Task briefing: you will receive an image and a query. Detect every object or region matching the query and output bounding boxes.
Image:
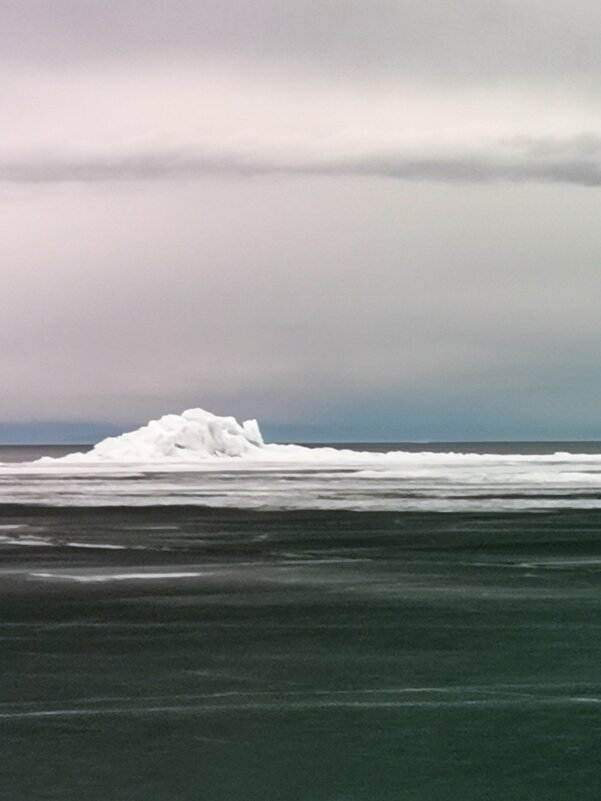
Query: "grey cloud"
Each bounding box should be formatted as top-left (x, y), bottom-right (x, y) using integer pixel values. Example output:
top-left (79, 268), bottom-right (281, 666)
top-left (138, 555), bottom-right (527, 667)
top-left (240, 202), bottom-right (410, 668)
top-left (2, 0), bottom-right (601, 89)
top-left (322, 153), bottom-right (601, 187)
top-left (3, 138), bottom-right (601, 187)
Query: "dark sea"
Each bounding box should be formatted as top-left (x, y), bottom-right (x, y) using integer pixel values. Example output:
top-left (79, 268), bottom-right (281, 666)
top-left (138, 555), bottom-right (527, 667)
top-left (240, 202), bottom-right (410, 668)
top-left (1, 443), bottom-right (601, 800)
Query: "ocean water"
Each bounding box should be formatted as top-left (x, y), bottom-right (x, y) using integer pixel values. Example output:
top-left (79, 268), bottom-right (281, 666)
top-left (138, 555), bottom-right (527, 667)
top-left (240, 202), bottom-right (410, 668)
top-left (1, 443), bottom-right (601, 800)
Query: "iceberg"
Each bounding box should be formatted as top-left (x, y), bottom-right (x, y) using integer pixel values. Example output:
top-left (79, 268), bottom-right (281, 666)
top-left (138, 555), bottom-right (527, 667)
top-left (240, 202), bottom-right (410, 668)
top-left (42, 406), bottom-right (380, 466)
top-left (51, 408), bottom-right (266, 463)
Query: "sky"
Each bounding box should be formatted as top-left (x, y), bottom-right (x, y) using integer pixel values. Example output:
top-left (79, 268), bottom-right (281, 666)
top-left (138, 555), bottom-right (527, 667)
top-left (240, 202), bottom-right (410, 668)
top-left (2, 0), bottom-right (601, 442)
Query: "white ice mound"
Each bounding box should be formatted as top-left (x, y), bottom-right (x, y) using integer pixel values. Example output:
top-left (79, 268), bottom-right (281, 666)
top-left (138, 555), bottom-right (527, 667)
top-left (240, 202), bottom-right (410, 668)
top-left (61, 408), bottom-right (265, 462)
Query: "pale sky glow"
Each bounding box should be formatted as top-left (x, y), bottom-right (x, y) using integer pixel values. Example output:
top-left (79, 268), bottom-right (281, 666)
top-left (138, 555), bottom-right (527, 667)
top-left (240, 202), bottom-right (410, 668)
top-left (2, 1), bottom-right (601, 441)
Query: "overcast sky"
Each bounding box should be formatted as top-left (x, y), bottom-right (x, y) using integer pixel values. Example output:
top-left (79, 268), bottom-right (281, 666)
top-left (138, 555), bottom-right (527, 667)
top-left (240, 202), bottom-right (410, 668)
top-left (2, 0), bottom-right (601, 441)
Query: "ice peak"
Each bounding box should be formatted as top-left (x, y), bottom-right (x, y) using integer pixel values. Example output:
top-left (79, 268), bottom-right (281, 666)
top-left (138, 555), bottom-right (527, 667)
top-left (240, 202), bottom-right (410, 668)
top-left (75, 408), bottom-right (265, 462)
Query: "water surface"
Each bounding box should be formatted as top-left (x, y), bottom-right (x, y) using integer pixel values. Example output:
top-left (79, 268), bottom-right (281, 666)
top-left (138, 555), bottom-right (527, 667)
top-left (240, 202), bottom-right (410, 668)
top-left (1, 501), bottom-right (600, 800)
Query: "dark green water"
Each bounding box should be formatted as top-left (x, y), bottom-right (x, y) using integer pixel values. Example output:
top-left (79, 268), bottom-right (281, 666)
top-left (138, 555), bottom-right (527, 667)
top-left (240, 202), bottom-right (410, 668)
top-left (1, 506), bottom-right (600, 800)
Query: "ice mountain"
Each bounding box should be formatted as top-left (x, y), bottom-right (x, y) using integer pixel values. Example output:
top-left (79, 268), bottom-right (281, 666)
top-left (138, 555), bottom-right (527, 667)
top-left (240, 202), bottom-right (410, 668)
top-left (66, 408), bottom-right (265, 462)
